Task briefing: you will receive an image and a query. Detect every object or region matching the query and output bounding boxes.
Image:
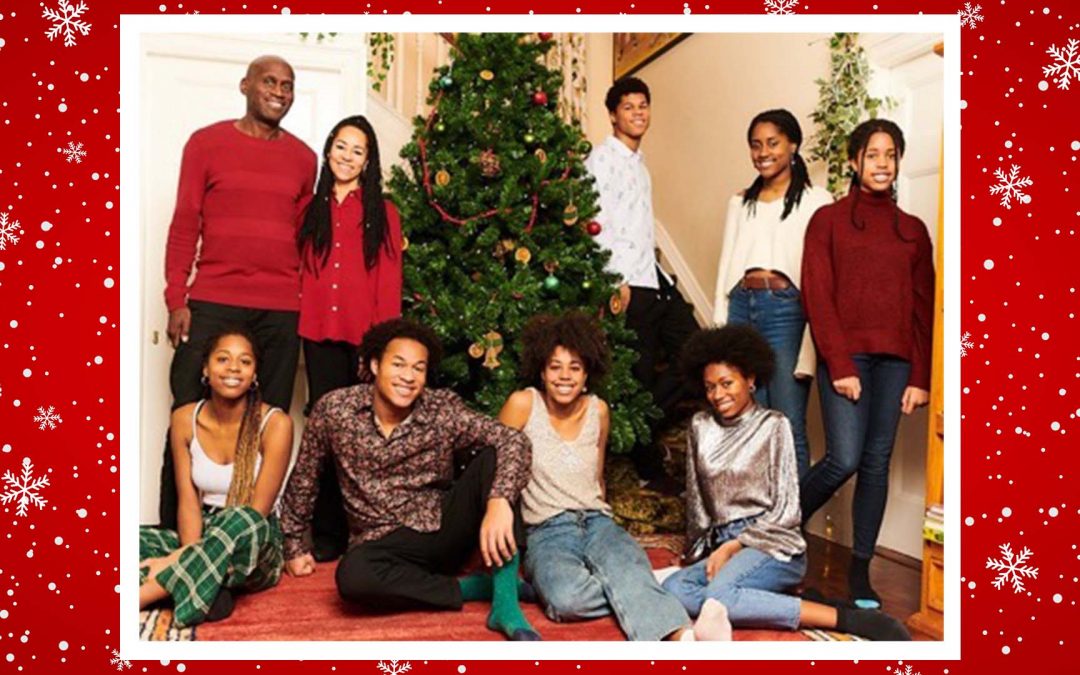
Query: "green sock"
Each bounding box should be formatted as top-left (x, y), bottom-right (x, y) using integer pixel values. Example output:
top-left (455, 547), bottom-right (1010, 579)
top-left (458, 572), bottom-right (493, 601)
top-left (459, 572), bottom-right (536, 603)
top-left (486, 553), bottom-right (541, 641)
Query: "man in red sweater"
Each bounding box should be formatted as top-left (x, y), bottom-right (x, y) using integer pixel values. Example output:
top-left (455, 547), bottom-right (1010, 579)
top-left (158, 55), bottom-right (318, 530)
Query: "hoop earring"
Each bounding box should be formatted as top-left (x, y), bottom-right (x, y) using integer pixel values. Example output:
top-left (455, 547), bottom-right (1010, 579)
top-left (200, 375), bottom-right (209, 387)
top-left (252, 376), bottom-right (259, 389)
top-left (749, 383), bottom-right (757, 393)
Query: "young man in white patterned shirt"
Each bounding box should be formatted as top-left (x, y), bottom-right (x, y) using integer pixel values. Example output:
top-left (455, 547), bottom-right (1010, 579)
top-left (584, 77), bottom-right (699, 489)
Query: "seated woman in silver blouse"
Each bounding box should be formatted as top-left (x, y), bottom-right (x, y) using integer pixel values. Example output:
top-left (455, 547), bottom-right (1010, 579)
top-left (661, 325), bottom-right (911, 640)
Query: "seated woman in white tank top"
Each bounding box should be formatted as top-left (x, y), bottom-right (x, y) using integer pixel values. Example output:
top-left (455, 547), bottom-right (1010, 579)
top-left (138, 328), bottom-right (293, 628)
top-left (497, 312), bottom-right (731, 642)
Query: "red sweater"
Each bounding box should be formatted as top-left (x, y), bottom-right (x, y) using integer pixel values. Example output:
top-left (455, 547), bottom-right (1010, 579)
top-left (801, 189), bottom-right (935, 389)
top-left (297, 190), bottom-right (403, 345)
top-left (164, 121), bottom-right (317, 312)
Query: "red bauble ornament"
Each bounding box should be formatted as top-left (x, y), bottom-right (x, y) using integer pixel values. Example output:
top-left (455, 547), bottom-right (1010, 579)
top-left (532, 90), bottom-right (549, 107)
top-left (538, 33), bottom-right (553, 42)
top-left (586, 221), bottom-right (602, 236)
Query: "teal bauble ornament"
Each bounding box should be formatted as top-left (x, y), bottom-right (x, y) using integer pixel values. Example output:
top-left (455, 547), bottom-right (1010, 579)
top-left (439, 74), bottom-right (454, 89)
top-left (543, 274), bottom-right (560, 291)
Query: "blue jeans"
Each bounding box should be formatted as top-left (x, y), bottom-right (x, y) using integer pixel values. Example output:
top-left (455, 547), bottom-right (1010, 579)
top-left (727, 284), bottom-right (812, 478)
top-left (800, 354), bottom-right (911, 559)
top-left (524, 510), bottom-right (690, 641)
top-left (661, 518), bottom-right (806, 630)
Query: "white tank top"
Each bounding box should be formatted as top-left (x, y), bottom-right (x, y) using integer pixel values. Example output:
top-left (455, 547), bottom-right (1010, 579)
top-left (188, 400), bottom-right (280, 508)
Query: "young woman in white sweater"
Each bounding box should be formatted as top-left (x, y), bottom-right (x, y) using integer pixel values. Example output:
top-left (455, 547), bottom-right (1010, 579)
top-left (713, 109), bottom-right (833, 478)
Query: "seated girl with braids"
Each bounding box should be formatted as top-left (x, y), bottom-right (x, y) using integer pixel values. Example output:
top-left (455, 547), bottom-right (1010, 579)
top-left (139, 327), bottom-right (293, 627)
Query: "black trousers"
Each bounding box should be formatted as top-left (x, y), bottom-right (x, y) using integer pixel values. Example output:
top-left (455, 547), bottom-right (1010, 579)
top-left (624, 276), bottom-right (700, 478)
top-left (158, 299), bottom-right (300, 529)
top-left (334, 447), bottom-right (526, 612)
top-left (302, 338), bottom-right (361, 550)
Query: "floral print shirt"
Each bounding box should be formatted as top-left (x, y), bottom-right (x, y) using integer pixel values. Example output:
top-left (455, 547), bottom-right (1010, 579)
top-left (279, 383), bottom-right (531, 559)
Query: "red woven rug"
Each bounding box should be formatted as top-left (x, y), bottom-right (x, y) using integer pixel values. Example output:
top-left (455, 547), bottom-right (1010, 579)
top-left (194, 547), bottom-right (806, 642)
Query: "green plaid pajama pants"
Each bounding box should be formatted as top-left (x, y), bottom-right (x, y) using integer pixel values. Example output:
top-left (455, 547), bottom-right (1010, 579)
top-left (139, 505), bottom-right (283, 628)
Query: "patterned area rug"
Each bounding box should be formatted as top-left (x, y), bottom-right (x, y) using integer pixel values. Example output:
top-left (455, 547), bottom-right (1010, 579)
top-left (139, 607), bottom-right (194, 641)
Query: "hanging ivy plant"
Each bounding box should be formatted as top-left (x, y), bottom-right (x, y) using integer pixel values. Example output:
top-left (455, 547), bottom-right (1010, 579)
top-left (808, 33), bottom-right (894, 197)
top-left (367, 32), bottom-right (396, 93)
top-left (298, 32), bottom-right (395, 93)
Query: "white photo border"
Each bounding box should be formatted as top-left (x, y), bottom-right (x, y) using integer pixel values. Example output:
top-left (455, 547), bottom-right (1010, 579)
top-left (119, 11), bottom-right (962, 662)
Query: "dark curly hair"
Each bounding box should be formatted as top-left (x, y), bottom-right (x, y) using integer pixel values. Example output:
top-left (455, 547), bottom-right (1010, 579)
top-left (518, 312), bottom-right (611, 386)
top-left (678, 325), bottom-right (775, 396)
top-left (604, 76), bottom-right (650, 113)
top-left (358, 318), bottom-right (444, 382)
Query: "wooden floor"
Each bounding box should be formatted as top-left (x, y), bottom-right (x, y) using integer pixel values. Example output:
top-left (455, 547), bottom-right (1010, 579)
top-left (802, 533), bottom-right (936, 641)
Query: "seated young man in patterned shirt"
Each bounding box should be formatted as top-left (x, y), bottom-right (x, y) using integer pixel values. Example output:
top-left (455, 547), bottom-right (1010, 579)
top-left (278, 318), bottom-right (541, 640)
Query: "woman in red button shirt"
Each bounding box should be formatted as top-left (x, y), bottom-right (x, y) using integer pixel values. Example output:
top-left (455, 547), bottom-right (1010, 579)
top-left (296, 115), bottom-right (403, 560)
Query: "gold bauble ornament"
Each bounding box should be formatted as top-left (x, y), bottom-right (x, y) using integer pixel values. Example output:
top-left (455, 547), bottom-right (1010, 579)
top-left (435, 169), bottom-right (451, 187)
top-left (562, 203), bottom-right (579, 226)
top-left (479, 69), bottom-right (495, 81)
top-left (534, 148), bottom-right (548, 164)
top-left (515, 247), bottom-right (532, 264)
top-left (401, 236), bottom-right (409, 251)
top-left (468, 342), bottom-right (485, 359)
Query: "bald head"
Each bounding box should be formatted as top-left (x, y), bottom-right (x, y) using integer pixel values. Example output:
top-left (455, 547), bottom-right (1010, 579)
top-left (245, 55), bottom-right (294, 81)
top-left (239, 55), bottom-right (296, 131)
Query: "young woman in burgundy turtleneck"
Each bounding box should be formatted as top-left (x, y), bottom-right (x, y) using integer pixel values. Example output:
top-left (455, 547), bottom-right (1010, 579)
top-left (799, 119), bottom-right (934, 609)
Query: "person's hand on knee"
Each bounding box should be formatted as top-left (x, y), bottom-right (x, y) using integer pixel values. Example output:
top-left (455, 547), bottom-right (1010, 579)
top-left (480, 497), bottom-right (517, 567)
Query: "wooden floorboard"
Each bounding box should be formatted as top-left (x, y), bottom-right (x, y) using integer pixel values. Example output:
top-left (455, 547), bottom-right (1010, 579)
top-left (802, 534), bottom-right (936, 641)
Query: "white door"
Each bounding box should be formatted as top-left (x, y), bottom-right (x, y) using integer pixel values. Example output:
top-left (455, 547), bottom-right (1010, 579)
top-left (138, 33), bottom-right (366, 522)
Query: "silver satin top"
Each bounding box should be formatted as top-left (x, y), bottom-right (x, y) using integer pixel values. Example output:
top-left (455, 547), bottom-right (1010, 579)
top-left (684, 404), bottom-right (806, 563)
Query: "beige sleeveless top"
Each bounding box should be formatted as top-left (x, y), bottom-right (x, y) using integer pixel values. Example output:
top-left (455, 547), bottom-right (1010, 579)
top-left (520, 387), bottom-right (611, 526)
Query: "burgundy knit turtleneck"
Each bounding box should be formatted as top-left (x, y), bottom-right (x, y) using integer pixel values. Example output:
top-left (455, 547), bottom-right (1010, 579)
top-left (800, 188), bottom-right (935, 389)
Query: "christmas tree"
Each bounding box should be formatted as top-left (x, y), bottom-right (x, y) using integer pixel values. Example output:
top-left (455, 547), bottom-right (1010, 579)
top-left (388, 33), bottom-right (659, 453)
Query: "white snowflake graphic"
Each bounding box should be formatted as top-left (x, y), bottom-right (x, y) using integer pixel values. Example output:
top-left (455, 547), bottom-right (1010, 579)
top-left (34, 406), bottom-right (63, 431)
top-left (893, 666), bottom-right (922, 675)
top-left (109, 649), bottom-right (132, 671)
top-left (960, 331), bottom-right (974, 357)
top-left (764, 0), bottom-right (798, 14)
top-left (62, 141), bottom-right (86, 164)
top-left (377, 661), bottom-right (412, 675)
top-left (987, 542), bottom-right (1039, 593)
top-left (43, 0), bottom-right (92, 48)
top-left (957, 3), bottom-right (983, 29)
top-left (1, 457), bottom-right (50, 518)
top-left (988, 164), bottom-right (1033, 209)
top-left (1043, 39), bottom-right (1079, 91)
top-left (0, 212), bottom-right (20, 250)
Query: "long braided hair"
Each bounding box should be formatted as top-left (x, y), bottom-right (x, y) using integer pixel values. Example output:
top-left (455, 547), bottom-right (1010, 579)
top-left (846, 118), bottom-right (914, 243)
top-left (297, 115), bottom-right (390, 273)
top-left (200, 328), bottom-right (263, 508)
top-left (741, 109), bottom-right (813, 221)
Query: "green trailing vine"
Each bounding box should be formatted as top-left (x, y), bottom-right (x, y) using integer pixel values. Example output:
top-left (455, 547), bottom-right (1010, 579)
top-left (297, 32), bottom-right (396, 93)
top-left (809, 33), bottom-right (894, 197)
top-left (367, 32), bottom-right (395, 93)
